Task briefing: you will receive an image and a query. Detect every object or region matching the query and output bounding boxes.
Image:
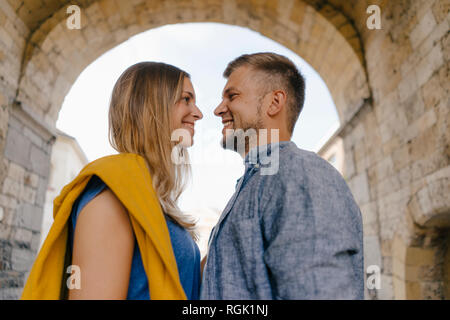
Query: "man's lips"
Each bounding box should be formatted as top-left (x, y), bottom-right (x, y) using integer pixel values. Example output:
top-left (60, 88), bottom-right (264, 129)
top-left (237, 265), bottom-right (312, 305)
top-left (222, 119), bottom-right (234, 134)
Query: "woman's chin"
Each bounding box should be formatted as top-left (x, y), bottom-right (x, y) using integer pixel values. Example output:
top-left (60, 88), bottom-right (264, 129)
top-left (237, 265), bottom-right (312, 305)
top-left (185, 136), bottom-right (194, 148)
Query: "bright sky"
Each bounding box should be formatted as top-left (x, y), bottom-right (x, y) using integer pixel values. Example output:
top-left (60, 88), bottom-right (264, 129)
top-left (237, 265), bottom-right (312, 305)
top-left (57, 22), bottom-right (339, 218)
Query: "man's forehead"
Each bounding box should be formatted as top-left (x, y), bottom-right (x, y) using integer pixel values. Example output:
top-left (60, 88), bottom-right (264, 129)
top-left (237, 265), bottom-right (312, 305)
top-left (222, 65), bottom-right (255, 93)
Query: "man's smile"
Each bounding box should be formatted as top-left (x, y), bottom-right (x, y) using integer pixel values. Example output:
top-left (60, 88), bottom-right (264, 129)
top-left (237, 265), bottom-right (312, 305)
top-left (222, 118), bottom-right (234, 134)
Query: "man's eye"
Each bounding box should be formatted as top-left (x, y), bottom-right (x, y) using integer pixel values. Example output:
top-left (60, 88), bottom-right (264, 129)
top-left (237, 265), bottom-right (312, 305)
top-left (229, 94), bottom-right (236, 100)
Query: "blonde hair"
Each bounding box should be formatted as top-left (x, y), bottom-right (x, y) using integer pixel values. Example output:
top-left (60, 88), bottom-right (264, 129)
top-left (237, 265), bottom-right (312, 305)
top-left (108, 62), bottom-right (197, 240)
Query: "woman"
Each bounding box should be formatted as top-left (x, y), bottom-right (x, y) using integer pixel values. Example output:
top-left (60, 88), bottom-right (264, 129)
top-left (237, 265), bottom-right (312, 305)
top-left (21, 62), bottom-right (203, 300)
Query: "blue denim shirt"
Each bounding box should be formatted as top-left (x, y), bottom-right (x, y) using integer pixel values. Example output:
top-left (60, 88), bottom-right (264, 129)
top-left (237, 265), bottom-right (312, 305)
top-left (200, 141), bottom-right (364, 299)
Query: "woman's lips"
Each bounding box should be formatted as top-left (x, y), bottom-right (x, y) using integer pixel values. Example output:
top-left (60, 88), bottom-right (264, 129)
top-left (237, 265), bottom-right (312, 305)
top-left (182, 122), bottom-right (195, 135)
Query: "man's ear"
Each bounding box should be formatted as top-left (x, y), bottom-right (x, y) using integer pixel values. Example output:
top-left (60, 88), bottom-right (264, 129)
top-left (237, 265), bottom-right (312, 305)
top-left (266, 90), bottom-right (287, 117)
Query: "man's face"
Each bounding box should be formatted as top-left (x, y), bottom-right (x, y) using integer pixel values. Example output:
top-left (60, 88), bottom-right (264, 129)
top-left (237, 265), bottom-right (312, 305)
top-left (214, 66), bottom-right (266, 152)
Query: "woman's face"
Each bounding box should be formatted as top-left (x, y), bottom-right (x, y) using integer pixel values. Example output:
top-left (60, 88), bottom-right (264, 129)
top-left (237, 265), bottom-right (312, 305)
top-left (171, 77), bottom-right (203, 147)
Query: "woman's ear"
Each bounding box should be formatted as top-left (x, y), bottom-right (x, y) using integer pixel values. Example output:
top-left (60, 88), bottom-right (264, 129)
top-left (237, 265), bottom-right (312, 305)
top-left (267, 90), bottom-right (287, 117)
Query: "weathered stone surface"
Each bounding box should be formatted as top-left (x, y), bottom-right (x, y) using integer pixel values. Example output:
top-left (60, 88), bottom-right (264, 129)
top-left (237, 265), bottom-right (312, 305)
top-left (4, 126), bottom-right (31, 170)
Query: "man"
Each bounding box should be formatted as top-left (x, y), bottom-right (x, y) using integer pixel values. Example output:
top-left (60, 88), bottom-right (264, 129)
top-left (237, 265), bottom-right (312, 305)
top-left (200, 52), bottom-right (364, 299)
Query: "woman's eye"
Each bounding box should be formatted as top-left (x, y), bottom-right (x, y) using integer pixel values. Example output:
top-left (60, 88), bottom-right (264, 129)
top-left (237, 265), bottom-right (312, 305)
top-left (183, 96), bottom-right (190, 103)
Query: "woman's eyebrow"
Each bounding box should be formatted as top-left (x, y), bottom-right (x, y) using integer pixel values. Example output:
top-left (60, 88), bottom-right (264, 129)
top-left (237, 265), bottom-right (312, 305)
top-left (183, 91), bottom-right (195, 100)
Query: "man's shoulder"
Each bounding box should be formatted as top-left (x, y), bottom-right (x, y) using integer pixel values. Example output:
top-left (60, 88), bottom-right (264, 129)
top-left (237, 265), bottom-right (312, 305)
top-left (276, 143), bottom-right (341, 181)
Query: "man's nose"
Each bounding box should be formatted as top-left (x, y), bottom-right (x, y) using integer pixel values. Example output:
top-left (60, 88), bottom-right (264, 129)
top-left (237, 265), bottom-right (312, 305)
top-left (214, 100), bottom-right (227, 117)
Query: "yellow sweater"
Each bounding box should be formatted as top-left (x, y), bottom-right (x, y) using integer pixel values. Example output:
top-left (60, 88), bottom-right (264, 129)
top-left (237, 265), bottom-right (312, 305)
top-left (21, 153), bottom-right (186, 300)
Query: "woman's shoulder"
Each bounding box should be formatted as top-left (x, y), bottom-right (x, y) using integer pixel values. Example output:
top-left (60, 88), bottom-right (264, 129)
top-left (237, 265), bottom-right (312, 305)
top-left (73, 175), bottom-right (108, 218)
top-left (74, 181), bottom-right (131, 237)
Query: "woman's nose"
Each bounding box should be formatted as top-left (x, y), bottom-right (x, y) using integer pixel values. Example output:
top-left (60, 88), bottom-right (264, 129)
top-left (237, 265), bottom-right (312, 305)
top-left (193, 105), bottom-right (203, 120)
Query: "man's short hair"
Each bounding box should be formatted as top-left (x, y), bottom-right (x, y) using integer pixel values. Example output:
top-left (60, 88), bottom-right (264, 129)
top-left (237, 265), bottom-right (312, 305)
top-left (223, 52), bottom-right (306, 134)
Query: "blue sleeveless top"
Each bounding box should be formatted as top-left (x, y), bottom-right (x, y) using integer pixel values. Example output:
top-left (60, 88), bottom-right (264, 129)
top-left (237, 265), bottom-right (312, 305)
top-left (68, 175), bottom-right (201, 300)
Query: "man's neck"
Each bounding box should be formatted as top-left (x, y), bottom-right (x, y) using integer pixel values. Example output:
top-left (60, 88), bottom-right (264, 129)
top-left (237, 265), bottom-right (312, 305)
top-left (243, 131), bottom-right (291, 158)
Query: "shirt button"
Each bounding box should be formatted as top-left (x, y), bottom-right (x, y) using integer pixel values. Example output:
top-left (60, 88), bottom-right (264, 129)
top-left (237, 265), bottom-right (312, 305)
top-left (254, 164), bottom-right (260, 168)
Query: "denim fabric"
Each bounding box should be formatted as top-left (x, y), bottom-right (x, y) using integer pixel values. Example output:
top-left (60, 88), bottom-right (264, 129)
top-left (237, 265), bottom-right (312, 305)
top-left (200, 141), bottom-right (364, 300)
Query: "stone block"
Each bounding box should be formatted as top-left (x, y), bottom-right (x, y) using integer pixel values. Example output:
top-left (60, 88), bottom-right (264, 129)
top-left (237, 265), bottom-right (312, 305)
top-left (30, 231), bottom-right (41, 253)
top-left (364, 235), bottom-right (382, 270)
top-left (398, 69), bottom-right (419, 103)
top-left (30, 206), bottom-right (43, 233)
top-left (432, 0), bottom-right (450, 24)
top-left (2, 177), bottom-right (21, 198)
top-left (30, 145), bottom-right (50, 177)
top-left (0, 287), bottom-right (21, 300)
top-left (0, 26), bottom-right (13, 48)
top-left (0, 104), bottom-right (8, 141)
top-left (24, 171), bottom-right (38, 189)
top-left (4, 126), bottom-right (31, 171)
top-left (0, 217), bottom-right (12, 240)
top-left (376, 156), bottom-right (395, 182)
top-left (376, 175), bottom-right (401, 198)
top-left (20, 185), bottom-right (36, 204)
top-left (409, 9), bottom-right (437, 49)
top-left (405, 281), bottom-right (422, 299)
top-left (0, 194), bottom-right (16, 212)
top-left (415, 43), bottom-right (444, 88)
top-left (406, 247), bottom-right (436, 267)
top-left (403, 91), bottom-right (426, 124)
top-left (35, 177), bottom-right (48, 208)
top-left (374, 90), bottom-right (399, 123)
top-left (392, 145), bottom-right (410, 171)
top-left (348, 171), bottom-right (371, 205)
top-left (379, 110), bottom-right (408, 144)
top-left (6, 161), bottom-right (25, 183)
top-left (10, 248), bottom-right (32, 272)
top-left (421, 281), bottom-right (444, 299)
top-left (23, 126), bottom-right (43, 148)
top-left (343, 148), bottom-right (356, 180)
top-left (421, 70), bottom-right (444, 109)
top-left (13, 228), bottom-right (32, 246)
top-left (13, 203), bottom-right (34, 230)
top-left (409, 126), bottom-right (437, 161)
top-left (378, 274), bottom-right (394, 300)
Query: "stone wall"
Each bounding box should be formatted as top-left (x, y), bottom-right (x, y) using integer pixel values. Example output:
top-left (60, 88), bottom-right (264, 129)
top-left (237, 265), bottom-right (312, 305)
top-left (328, 0), bottom-right (449, 299)
top-left (0, 102), bottom-right (54, 298)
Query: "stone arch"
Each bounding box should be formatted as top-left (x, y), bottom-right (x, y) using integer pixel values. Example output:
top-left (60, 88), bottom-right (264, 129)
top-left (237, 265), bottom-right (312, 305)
top-left (16, 0), bottom-right (371, 130)
top-left (391, 227), bottom-right (450, 300)
top-left (399, 169), bottom-right (450, 299)
top-left (390, 171), bottom-right (450, 299)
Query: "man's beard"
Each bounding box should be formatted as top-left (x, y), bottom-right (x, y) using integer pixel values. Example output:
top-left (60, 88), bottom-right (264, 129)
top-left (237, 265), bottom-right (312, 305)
top-left (221, 115), bottom-right (264, 155)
